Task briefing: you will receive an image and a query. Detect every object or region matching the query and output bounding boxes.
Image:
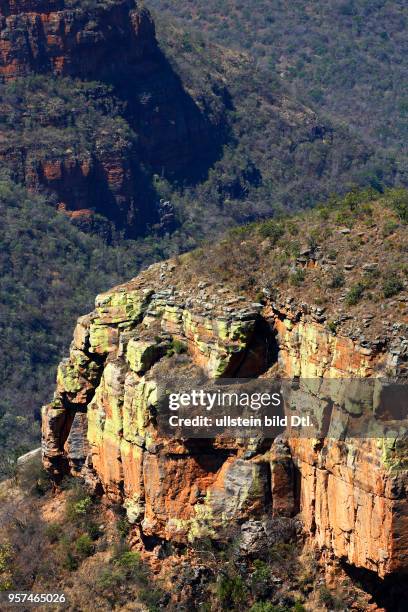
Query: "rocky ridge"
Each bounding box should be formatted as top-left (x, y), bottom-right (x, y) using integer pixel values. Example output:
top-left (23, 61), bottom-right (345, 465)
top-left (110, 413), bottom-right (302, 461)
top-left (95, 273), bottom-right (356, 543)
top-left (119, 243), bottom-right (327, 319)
top-left (42, 197), bottom-right (408, 588)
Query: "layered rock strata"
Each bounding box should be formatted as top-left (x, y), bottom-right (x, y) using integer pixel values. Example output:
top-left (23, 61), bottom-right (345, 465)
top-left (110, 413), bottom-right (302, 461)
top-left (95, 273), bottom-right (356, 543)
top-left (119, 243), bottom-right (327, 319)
top-left (0, 0), bottom-right (156, 81)
top-left (0, 0), bottom-right (219, 234)
top-left (42, 259), bottom-right (408, 578)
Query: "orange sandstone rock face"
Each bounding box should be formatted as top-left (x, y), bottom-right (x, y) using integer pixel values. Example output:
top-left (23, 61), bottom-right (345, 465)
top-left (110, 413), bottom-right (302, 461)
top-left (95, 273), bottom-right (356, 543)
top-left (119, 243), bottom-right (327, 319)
top-left (42, 260), bottom-right (408, 578)
top-left (0, 0), bottom-right (156, 81)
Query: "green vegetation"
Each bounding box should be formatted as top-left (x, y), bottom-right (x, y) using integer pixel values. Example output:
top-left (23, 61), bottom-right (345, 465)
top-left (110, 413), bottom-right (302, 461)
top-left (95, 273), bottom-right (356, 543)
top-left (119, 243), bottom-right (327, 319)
top-left (346, 282), bottom-right (366, 306)
top-left (0, 541), bottom-right (13, 591)
top-left (180, 188), bottom-right (407, 320)
top-left (383, 276), bottom-right (404, 298)
top-left (329, 271), bottom-right (345, 289)
top-left (151, 15), bottom-right (396, 242)
top-left (149, 0), bottom-right (408, 180)
top-left (258, 221), bottom-right (285, 243)
top-left (0, 175), bottom-right (177, 475)
top-left (166, 338), bottom-right (188, 357)
top-left (386, 188), bottom-right (408, 223)
top-left (327, 321), bottom-right (339, 335)
top-left (318, 585), bottom-right (345, 610)
top-left (290, 269), bottom-right (306, 287)
top-left (0, 473), bottom-right (380, 609)
top-left (217, 573), bottom-right (248, 609)
top-left (0, 474), bottom-right (165, 608)
top-left (75, 534), bottom-right (94, 558)
top-left (96, 548), bottom-right (164, 609)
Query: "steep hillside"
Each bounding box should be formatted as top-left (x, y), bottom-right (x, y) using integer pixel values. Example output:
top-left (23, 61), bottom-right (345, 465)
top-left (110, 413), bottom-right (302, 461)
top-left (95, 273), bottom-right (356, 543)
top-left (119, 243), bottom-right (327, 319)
top-left (2, 188), bottom-right (406, 608)
top-left (0, 0), bottom-right (400, 242)
top-left (148, 0), bottom-right (408, 175)
top-left (0, 473), bottom-right (386, 610)
top-left (0, 0), bottom-right (225, 237)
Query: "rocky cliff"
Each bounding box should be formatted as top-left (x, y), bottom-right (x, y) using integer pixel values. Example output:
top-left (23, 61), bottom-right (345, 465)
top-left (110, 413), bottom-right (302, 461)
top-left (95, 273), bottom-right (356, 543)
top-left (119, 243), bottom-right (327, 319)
top-left (0, 0), bottom-right (398, 244)
top-left (0, 0), bottom-right (156, 80)
top-left (0, 0), bottom-right (222, 235)
top-left (42, 195), bottom-right (408, 589)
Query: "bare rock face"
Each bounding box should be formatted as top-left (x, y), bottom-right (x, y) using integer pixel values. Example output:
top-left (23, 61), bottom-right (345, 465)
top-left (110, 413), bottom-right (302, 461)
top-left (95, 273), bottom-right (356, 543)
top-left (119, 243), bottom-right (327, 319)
top-left (0, 0), bottom-right (156, 81)
top-left (42, 260), bottom-right (408, 579)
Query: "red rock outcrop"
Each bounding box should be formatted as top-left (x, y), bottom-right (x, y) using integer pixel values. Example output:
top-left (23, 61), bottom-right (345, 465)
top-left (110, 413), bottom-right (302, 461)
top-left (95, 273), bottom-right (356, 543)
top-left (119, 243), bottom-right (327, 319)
top-left (42, 258), bottom-right (408, 580)
top-left (0, 0), bottom-right (156, 81)
top-left (0, 0), bottom-right (220, 235)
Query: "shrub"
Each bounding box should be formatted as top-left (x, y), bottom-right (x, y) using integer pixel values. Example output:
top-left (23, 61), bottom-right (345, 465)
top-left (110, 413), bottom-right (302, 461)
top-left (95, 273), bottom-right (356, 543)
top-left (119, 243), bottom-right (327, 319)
top-left (258, 221), bottom-right (284, 244)
top-left (97, 567), bottom-right (126, 591)
top-left (116, 517), bottom-right (130, 538)
top-left (343, 187), bottom-right (378, 210)
top-left (217, 573), bottom-right (248, 609)
top-left (249, 604), bottom-right (277, 612)
top-left (345, 283), bottom-right (365, 305)
top-left (251, 559), bottom-right (271, 600)
top-left (327, 248), bottom-right (337, 260)
top-left (87, 522), bottom-right (102, 541)
top-left (65, 483), bottom-right (93, 523)
top-left (63, 550), bottom-right (78, 572)
top-left (383, 277), bottom-right (404, 298)
top-left (96, 550), bottom-right (166, 609)
top-left (386, 188), bottom-right (408, 223)
top-left (382, 220), bottom-right (399, 237)
top-left (17, 455), bottom-right (51, 496)
top-left (290, 269), bottom-right (306, 286)
top-left (45, 523), bottom-right (62, 543)
top-left (166, 339), bottom-right (187, 357)
top-left (268, 542), bottom-right (297, 566)
top-left (319, 586), bottom-right (334, 606)
top-left (329, 271), bottom-right (345, 288)
top-left (327, 321), bottom-right (338, 334)
top-left (75, 534), bottom-right (94, 558)
top-left (116, 551), bottom-right (142, 573)
top-left (66, 496), bottom-right (92, 521)
top-left (0, 541), bottom-right (13, 591)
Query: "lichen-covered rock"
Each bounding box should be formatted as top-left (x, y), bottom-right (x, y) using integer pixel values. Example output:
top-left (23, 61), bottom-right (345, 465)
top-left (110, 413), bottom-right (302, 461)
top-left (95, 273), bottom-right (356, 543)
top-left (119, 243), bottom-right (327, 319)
top-left (42, 258), bottom-right (408, 580)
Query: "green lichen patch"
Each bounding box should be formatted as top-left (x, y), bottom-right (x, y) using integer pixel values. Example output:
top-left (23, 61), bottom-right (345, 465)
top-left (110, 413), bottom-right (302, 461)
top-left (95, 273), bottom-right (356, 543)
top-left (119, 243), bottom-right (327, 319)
top-left (126, 339), bottom-right (165, 374)
top-left (379, 438), bottom-right (408, 472)
top-left (89, 322), bottom-right (118, 355)
top-left (95, 288), bottom-right (154, 325)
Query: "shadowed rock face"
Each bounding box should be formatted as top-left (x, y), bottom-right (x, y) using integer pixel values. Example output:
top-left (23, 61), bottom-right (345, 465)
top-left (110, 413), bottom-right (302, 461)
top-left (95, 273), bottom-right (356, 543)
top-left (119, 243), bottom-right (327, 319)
top-left (42, 258), bottom-right (408, 579)
top-left (0, 0), bottom-right (223, 235)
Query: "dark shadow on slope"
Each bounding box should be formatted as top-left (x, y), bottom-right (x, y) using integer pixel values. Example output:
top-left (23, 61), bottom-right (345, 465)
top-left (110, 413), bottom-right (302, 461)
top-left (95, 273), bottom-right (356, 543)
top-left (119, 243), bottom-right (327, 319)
top-left (105, 45), bottom-right (230, 186)
top-left (341, 562), bottom-right (408, 611)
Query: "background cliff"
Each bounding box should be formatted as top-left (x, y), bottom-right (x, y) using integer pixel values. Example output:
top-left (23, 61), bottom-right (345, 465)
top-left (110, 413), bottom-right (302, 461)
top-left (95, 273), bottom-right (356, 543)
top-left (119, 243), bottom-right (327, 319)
top-left (0, 0), bottom-right (399, 240)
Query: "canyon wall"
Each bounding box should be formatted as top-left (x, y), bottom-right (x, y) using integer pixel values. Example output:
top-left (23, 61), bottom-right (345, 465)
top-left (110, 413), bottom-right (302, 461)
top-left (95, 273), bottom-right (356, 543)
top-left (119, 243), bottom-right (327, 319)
top-left (0, 0), bottom-right (156, 80)
top-left (42, 259), bottom-right (408, 578)
top-left (0, 0), bottom-right (221, 235)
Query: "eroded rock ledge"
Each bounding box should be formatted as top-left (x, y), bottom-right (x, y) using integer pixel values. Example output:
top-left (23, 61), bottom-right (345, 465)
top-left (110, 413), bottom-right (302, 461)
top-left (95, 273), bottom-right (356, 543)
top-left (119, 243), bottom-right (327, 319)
top-left (42, 258), bottom-right (408, 579)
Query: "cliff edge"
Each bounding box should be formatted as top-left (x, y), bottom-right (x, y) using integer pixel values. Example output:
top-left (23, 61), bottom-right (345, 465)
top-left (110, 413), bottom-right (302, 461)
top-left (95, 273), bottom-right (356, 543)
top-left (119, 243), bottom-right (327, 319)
top-left (42, 192), bottom-right (408, 593)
